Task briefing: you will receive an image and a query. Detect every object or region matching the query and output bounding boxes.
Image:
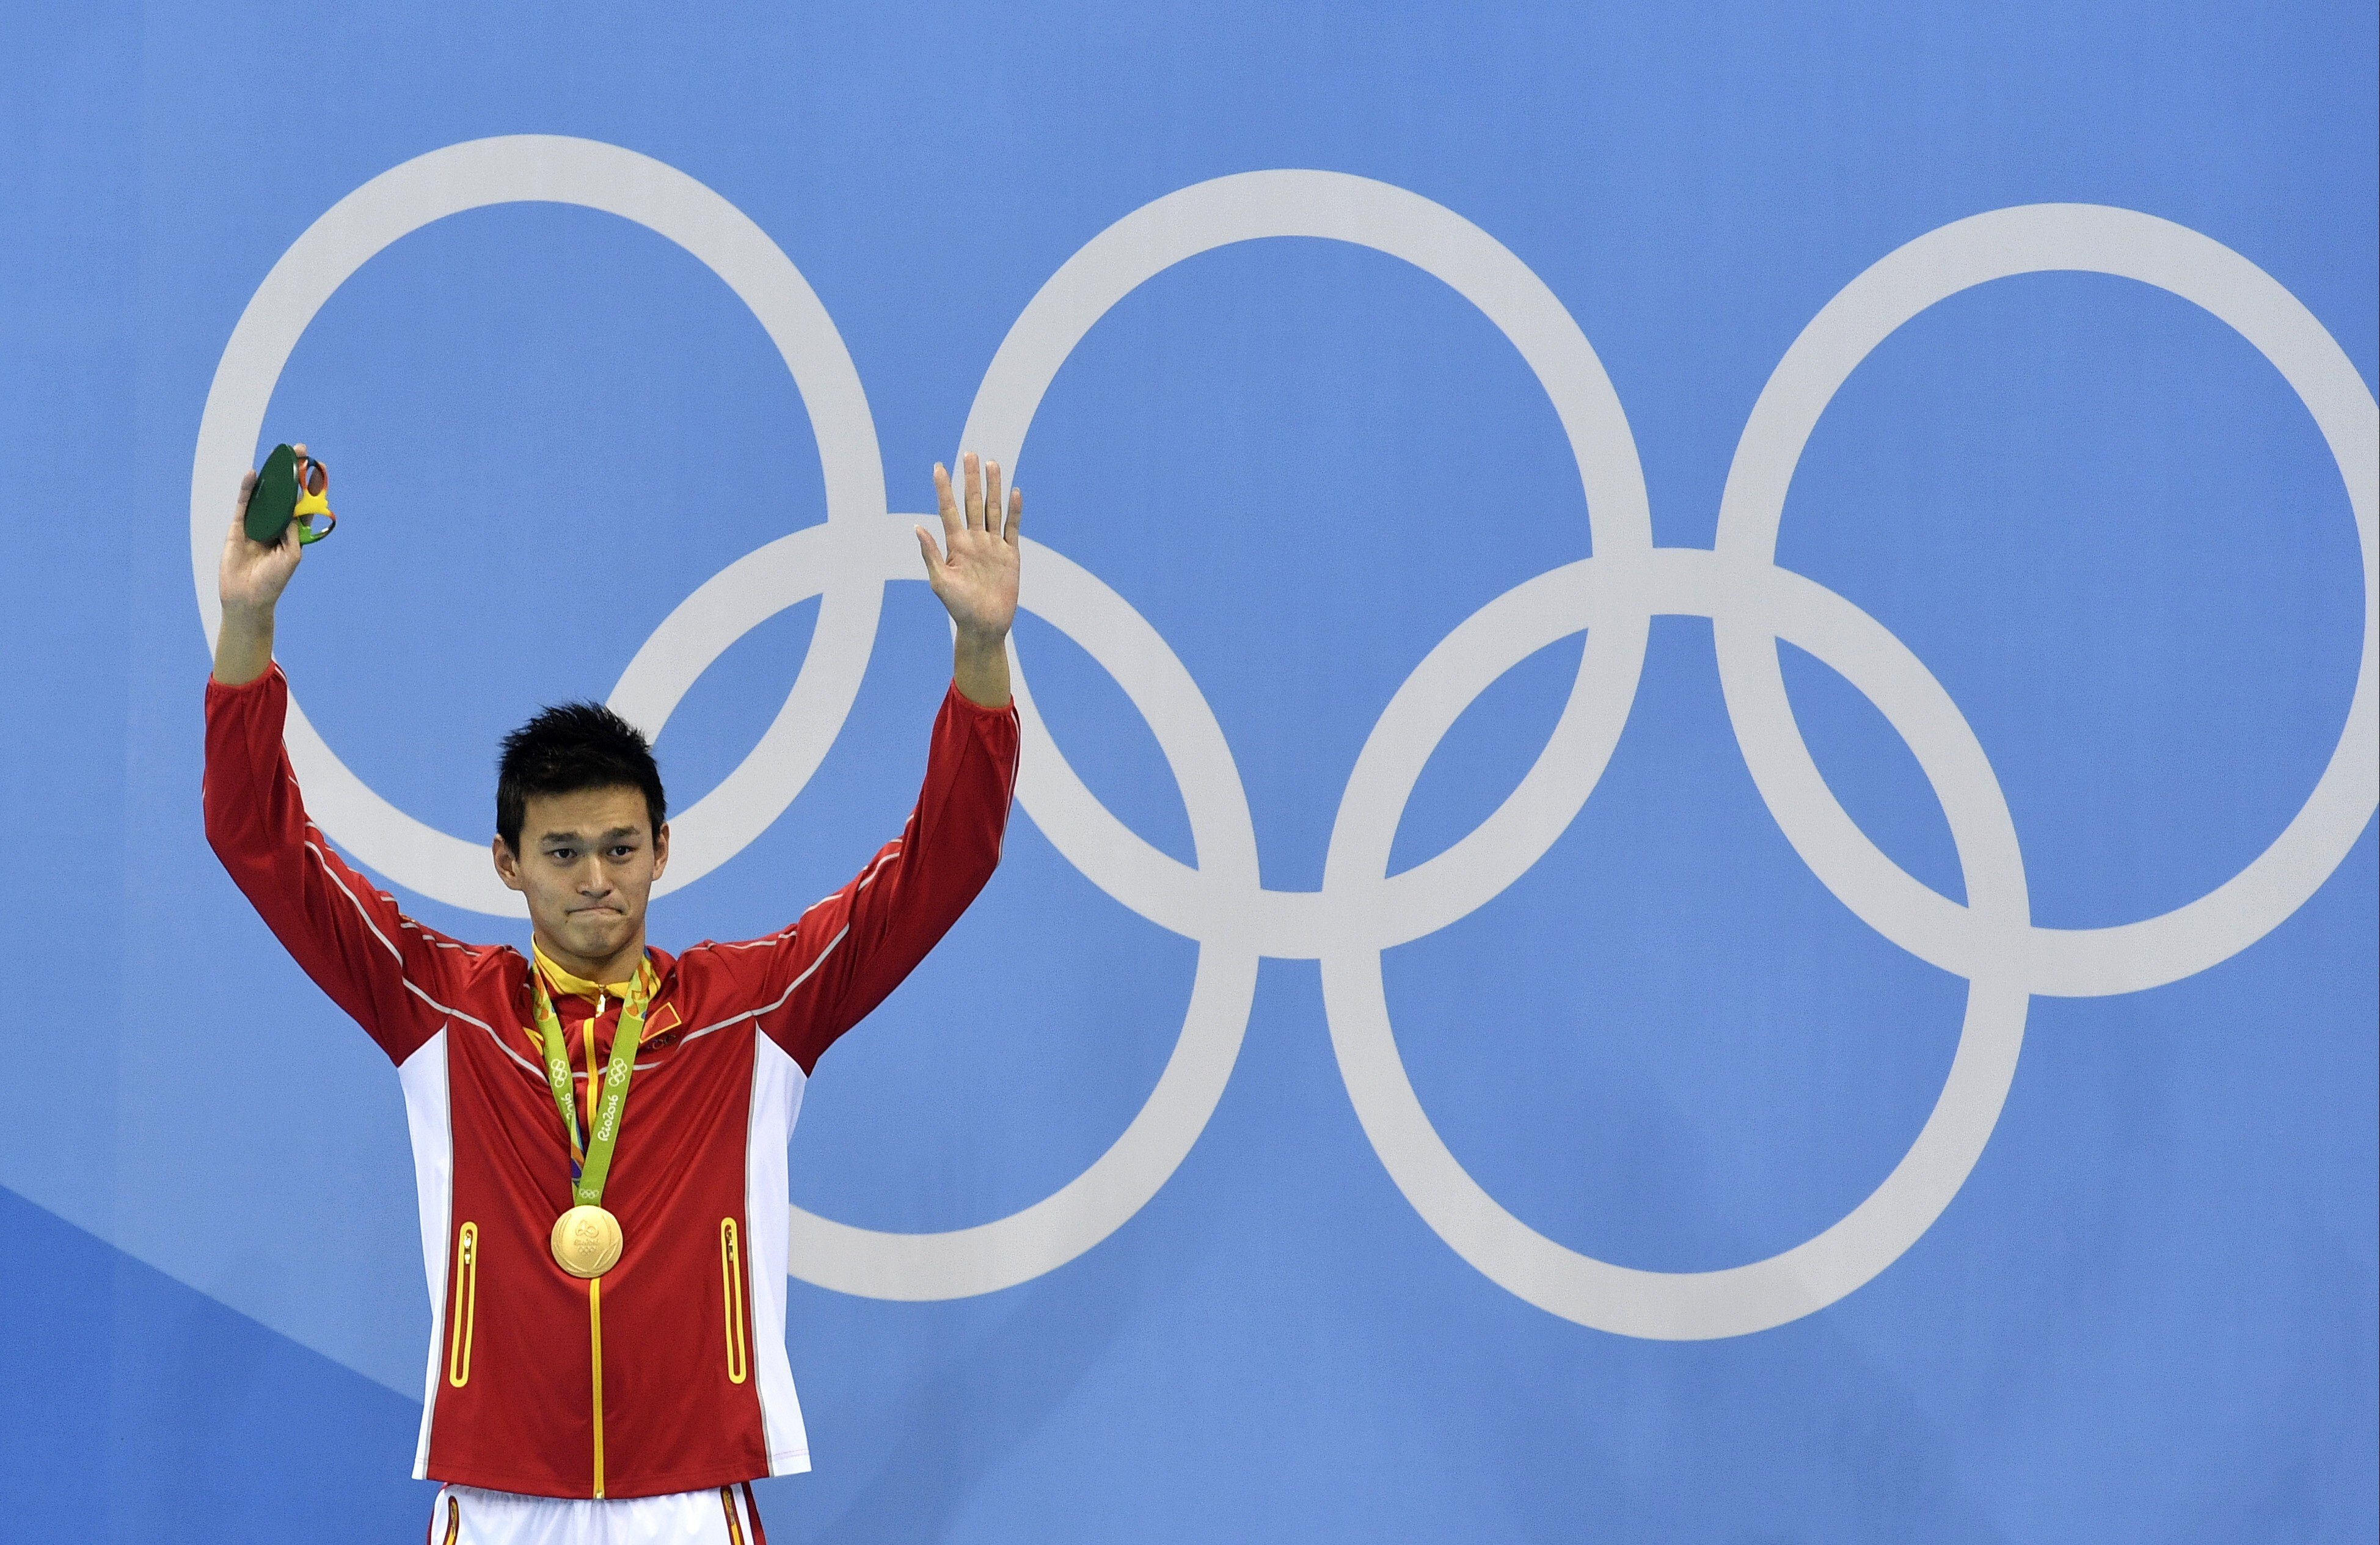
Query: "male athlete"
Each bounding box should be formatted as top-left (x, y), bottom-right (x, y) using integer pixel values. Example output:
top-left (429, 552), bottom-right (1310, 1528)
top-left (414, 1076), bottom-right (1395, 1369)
top-left (206, 448), bottom-right (1023, 1544)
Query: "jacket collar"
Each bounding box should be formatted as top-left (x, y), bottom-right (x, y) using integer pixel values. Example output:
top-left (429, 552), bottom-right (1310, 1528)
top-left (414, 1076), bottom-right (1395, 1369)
top-left (530, 940), bottom-right (659, 1004)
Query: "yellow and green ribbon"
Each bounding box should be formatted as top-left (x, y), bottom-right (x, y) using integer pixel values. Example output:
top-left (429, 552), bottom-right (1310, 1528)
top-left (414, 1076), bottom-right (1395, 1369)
top-left (529, 949), bottom-right (656, 1208)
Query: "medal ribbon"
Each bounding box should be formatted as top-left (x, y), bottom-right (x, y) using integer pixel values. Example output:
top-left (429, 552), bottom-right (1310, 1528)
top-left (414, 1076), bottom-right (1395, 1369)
top-left (529, 951), bottom-right (655, 1209)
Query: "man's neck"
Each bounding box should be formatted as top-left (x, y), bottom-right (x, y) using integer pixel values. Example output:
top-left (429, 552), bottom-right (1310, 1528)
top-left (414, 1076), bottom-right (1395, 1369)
top-left (531, 929), bottom-right (649, 992)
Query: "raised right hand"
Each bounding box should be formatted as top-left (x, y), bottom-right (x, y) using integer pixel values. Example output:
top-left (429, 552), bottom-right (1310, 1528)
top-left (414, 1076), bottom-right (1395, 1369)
top-left (213, 447), bottom-right (307, 684)
top-left (219, 446), bottom-right (307, 615)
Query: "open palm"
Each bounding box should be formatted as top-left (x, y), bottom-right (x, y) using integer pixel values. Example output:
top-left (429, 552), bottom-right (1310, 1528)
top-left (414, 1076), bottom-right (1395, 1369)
top-left (916, 451), bottom-right (1021, 642)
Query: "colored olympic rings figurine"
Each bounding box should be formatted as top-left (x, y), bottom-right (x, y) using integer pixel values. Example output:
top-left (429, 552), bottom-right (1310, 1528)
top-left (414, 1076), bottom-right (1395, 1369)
top-left (246, 442), bottom-right (338, 546)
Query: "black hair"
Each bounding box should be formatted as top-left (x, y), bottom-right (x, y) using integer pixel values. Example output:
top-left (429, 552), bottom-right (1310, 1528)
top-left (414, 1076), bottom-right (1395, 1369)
top-left (495, 702), bottom-right (668, 854)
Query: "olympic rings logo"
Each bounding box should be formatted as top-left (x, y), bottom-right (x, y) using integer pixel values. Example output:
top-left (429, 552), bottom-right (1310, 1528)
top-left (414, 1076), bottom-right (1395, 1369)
top-left (191, 136), bottom-right (2377, 1341)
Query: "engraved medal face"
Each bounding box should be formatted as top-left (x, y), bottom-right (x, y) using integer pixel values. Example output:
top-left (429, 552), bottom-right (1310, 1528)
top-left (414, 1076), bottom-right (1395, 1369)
top-left (550, 1204), bottom-right (624, 1279)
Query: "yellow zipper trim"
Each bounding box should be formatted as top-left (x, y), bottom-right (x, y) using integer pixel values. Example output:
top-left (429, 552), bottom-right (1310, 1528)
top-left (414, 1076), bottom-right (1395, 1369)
top-left (588, 1277), bottom-right (606, 1498)
top-left (720, 1218), bottom-right (749, 1385)
top-left (720, 1486), bottom-right (747, 1545)
top-left (445, 1223), bottom-right (478, 1387)
top-left (442, 1492), bottom-right (461, 1545)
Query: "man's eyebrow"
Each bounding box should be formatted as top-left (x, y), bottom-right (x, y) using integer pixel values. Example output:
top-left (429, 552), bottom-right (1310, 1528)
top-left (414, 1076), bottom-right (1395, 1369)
top-left (539, 826), bottom-right (644, 845)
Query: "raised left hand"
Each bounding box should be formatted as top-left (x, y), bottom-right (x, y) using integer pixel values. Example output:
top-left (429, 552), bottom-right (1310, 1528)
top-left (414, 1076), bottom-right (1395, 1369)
top-left (916, 451), bottom-right (1021, 643)
top-left (916, 452), bottom-right (1021, 707)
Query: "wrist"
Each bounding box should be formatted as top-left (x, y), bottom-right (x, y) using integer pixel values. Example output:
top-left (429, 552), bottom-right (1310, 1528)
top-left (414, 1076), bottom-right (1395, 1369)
top-left (952, 621), bottom-right (1008, 652)
top-left (212, 604), bottom-right (278, 685)
top-left (950, 628), bottom-right (1012, 709)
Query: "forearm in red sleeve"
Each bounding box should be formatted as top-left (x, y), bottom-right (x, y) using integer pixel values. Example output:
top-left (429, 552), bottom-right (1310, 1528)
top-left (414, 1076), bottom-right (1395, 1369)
top-left (203, 666), bottom-right (441, 1063)
top-left (759, 682), bottom-right (1020, 1072)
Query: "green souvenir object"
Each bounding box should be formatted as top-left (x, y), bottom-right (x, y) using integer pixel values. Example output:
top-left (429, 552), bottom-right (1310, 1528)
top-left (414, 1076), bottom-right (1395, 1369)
top-left (245, 444), bottom-right (338, 546)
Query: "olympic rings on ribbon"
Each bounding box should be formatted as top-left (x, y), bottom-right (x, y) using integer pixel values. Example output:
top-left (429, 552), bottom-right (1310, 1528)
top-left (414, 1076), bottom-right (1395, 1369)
top-left (191, 137), bottom-right (2378, 1338)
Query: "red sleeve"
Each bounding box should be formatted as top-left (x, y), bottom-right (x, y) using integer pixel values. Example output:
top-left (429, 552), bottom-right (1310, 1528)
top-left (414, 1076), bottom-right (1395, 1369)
top-left (703, 683), bottom-right (1020, 1075)
top-left (203, 666), bottom-right (483, 1064)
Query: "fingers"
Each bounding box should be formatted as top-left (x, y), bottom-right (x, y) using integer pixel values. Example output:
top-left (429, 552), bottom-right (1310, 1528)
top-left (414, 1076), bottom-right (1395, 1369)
top-left (913, 524), bottom-right (946, 585)
top-left (943, 452), bottom-right (1022, 541)
top-left (933, 462), bottom-right (962, 548)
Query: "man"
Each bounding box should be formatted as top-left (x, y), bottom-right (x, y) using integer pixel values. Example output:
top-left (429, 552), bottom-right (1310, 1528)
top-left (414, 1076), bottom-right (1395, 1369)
top-left (205, 448), bottom-right (1023, 1544)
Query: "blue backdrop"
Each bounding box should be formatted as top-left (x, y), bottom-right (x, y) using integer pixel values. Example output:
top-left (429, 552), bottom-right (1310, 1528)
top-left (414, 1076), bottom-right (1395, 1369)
top-left (2, 3), bottom-right (2373, 1540)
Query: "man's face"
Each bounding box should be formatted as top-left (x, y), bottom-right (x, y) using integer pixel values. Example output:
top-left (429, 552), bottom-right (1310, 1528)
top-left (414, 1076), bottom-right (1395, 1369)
top-left (492, 784), bottom-right (670, 972)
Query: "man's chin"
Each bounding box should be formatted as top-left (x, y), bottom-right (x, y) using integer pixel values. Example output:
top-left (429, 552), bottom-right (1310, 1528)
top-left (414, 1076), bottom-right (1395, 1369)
top-left (557, 913), bottom-right (635, 960)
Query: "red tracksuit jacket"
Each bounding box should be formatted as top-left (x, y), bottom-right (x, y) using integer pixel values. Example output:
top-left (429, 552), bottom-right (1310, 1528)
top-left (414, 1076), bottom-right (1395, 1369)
top-left (203, 666), bottom-right (1018, 1499)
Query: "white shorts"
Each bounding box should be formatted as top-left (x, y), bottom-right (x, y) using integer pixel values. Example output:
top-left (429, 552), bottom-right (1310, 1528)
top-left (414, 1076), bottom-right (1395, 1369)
top-left (426, 1482), bottom-right (765, 1544)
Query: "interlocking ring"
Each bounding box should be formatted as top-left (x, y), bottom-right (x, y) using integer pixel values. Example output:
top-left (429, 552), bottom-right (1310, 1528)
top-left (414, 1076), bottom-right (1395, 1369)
top-left (192, 137), bottom-right (2376, 1337)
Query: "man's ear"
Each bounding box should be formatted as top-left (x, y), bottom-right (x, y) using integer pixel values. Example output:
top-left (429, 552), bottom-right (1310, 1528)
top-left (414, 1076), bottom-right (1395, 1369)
top-left (492, 835), bottom-right (525, 893)
top-left (650, 822), bottom-right (670, 882)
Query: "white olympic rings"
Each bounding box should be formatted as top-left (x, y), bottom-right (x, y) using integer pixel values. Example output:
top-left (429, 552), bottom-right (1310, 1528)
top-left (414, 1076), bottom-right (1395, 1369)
top-left (191, 137), bottom-right (2378, 1339)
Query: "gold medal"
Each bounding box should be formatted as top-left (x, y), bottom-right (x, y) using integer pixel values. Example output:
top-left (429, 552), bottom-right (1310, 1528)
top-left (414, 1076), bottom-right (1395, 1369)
top-left (550, 1203), bottom-right (624, 1279)
top-left (529, 952), bottom-right (656, 1283)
